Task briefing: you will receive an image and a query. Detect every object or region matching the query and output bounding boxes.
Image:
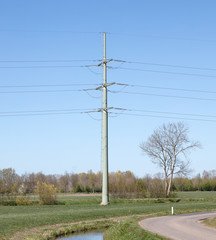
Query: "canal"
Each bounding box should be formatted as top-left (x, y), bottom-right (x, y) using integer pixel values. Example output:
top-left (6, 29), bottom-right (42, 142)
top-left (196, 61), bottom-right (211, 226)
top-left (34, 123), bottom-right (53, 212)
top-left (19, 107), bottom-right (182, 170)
top-left (57, 232), bottom-right (103, 240)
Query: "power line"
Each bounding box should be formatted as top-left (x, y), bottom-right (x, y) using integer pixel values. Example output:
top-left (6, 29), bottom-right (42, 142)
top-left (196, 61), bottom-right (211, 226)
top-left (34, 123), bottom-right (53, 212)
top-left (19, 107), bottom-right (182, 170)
top-left (2, 106), bottom-right (216, 122)
top-left (3, 60), bottom-right (216, 79)
top-left (2, 82), bottom-right (215, 96)
top-left (124, 109), bottom-right (216, 119)
top-left (0, 65), bottom-right (90, 69)
top-left (109, 90), bottom-right (216, 102)
top-left (0, 83), bottom-right (99, 88)
top-left (0, 89), bottom-right (99, 94)
top-left (115, 83), bottom-right (216, 95)
top-left (0, 30), bottom-right (101, 34)
top-left (0, 112), bottom-right (87, 117)
top-left (109, 112), bottom-right (216, 123)
top-left (0, 59), bottom-right (100, 63)
top-left (0, 108), bottom-right (98, 117)
top-left (112, 67), bottom-right (216, 78)
top-left (3, 58), bottom-right (216, 72)
top-left (0, 108), bottom-right (96, 114)
top-left (122, 60), bottom-right (216, 72)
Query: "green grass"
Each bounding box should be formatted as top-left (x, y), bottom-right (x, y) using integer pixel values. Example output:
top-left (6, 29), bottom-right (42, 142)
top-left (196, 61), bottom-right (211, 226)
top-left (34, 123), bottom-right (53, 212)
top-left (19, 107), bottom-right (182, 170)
top-left (176, 191), bottom-right (216, 199)
top-left (104, 217), bottom-right (170, 240)
top-left (1, 193), bottom-right (216, 239)
top-left (56, 194), bottom-right (102, 205)
top-left (203, 217), bottom-right (216, 228)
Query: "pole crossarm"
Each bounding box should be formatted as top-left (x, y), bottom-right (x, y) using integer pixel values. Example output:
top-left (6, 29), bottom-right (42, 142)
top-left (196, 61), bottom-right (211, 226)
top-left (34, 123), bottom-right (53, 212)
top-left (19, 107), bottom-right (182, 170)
top-left (97, 107), bottom-right (114, 113)
top-left (97, 59), bottom-right (113, 66)
top-left (95, 82), bottom-right (116, 90)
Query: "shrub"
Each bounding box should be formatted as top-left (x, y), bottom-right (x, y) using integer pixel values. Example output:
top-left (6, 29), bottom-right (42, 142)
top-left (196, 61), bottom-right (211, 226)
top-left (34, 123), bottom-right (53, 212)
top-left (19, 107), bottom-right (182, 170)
top-left (15, 196), bottom-right (34, 206)
top-left (35, 182), bottom-right (57, 205)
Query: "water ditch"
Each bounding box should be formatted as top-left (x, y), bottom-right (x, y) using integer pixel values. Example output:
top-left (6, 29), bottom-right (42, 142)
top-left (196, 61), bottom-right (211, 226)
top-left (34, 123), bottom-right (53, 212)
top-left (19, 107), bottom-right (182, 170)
top-left (57, 231), bottom-right (103, 240)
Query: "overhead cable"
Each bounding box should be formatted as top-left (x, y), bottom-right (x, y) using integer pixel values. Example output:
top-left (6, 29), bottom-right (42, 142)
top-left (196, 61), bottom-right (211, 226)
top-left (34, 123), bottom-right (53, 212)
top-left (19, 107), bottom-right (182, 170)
top-left (0, 65), bottom-right (90, 69)
top-left (0, 89), bottom-right (99, 94)
top-left (121, 60), bottom-right (216, 72)
top-left (109, 112), bottom-right (216, 123)
top-left (115, 83), bottom-right (216, 94)
top-left (109, 90), bottom-right (216, 102)
top-left (125, 108), bottom-right (216, 118)
top-left (0, 83), bottom-right (99, 88)
top-left (0, 59), bottom-right (100, 63)
top-left (112, 67), bottom-right (216, 78)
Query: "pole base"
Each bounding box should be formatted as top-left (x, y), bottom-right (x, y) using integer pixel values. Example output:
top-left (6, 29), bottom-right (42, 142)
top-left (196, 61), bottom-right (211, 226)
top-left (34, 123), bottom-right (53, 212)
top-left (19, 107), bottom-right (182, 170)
top-left (100, 202), bottom-right (110, 206)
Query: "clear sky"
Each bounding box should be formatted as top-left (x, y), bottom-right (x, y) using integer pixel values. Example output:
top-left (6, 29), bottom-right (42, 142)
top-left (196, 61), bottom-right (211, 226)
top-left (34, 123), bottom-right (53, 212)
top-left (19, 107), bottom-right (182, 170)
top-left (1, 0), bottom-right (216, 178)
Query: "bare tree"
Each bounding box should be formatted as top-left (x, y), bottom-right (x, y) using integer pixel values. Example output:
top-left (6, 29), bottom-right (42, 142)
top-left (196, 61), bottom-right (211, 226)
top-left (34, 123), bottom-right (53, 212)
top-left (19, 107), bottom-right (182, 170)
top-left (140, 122), bottom-right (200, 197)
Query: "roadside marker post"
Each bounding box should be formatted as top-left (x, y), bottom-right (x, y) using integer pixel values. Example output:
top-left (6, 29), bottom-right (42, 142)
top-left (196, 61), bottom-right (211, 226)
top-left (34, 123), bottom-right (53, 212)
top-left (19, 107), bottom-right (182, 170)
top-left (171, 207), bottom-right (174, 215)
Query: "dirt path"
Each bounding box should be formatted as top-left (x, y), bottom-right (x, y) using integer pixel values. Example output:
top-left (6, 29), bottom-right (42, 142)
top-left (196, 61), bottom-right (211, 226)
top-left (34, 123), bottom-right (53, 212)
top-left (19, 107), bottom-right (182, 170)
top-left (139, 212), bottom-right (216, 240)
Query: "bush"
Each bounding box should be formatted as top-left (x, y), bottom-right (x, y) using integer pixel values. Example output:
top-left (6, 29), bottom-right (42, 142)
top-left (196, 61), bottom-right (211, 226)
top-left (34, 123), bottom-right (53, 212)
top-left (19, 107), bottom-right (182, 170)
top-left (16, 196), bottom-right (34, 206)
top-left (35, 182), bottom-right (57, 205)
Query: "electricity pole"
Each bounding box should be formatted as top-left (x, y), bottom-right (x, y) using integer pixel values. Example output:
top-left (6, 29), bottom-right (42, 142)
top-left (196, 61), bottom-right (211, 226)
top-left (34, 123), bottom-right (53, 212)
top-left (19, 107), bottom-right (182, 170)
top-left (101, 32), bottom-right (109, 205)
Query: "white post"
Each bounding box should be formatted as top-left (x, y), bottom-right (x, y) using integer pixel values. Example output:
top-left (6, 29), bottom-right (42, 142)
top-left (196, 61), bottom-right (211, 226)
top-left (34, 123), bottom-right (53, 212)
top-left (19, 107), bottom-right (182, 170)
top-left (171, 206), bottom-right (174, 215)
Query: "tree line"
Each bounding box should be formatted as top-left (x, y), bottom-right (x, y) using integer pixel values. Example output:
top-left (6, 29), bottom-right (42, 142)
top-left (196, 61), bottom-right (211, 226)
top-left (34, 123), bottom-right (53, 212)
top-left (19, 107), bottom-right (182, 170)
top-left (0, 122), bottom-right (202, 199)
top-left (1, 168), bottom-right (216, 198)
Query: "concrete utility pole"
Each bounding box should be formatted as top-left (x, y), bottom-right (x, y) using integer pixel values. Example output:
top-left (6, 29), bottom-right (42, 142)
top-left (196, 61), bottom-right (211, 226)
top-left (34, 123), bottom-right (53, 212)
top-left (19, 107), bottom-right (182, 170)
top-left (101, 32), bottom-right (109, 205)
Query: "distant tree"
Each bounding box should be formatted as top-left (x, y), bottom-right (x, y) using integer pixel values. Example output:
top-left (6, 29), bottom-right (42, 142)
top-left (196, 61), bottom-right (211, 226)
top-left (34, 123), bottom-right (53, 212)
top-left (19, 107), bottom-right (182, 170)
top-left (140, 122), bottom-right (200, 197)
top-left (78, 172), bottom-right (88, 190)
top-left (94, 172), bottom-right (102, 192)
top-left (88, 170), bottom-right (96, 193)
top-left (58, 173), bottom-right (70, 193)
top-left (201, 180), bottom-right (212, 191)
top-left (136, 179), bottom-right (146, 197)
top-left (70, 174), bottom-right (79, 192)
top-left (192, 173), bottom-right (202, 191)
top-left (46, 174), bottom-right (58, 188)
top-left (148, 178), bottom-right (165, 198)
top-left (0, 168), bottom-right (19, 194)
top-left (35, 172), bottom-right (46, 183)
top-left (74, 183), bottom-right (83, 193)
top-left (28, 173), bottom-right (37, 193)
top-left (109, 171), bottom-right (138, 197)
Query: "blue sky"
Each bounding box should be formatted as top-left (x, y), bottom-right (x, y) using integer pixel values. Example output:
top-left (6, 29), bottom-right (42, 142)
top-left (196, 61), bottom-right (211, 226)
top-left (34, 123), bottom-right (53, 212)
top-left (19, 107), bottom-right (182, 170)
top-left (1, 0), bottom-right (216, 177)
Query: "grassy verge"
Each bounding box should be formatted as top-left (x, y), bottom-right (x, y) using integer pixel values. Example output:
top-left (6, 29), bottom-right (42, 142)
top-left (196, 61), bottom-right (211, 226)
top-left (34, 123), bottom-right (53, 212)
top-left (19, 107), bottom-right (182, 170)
top-left (13, 219), bottom-right (115, 240)
top-left (203, 217), bottom-right (216, 228)
top-left (104, 217), bottom-right (170, 240)
top-left (0, 193), bottom-right (216, 239)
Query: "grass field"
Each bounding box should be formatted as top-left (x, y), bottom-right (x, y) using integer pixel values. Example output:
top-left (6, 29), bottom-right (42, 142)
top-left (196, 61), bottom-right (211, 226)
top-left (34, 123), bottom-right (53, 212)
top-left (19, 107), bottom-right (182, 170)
top-left (176, 191), bottom-right (216, 199)
top-left (0, 192), bottom-right (216, 239)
